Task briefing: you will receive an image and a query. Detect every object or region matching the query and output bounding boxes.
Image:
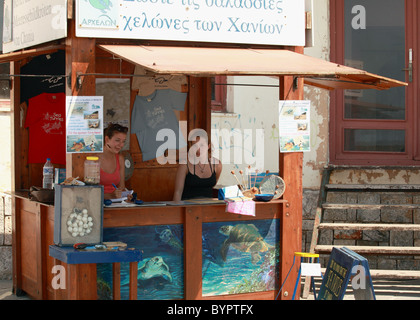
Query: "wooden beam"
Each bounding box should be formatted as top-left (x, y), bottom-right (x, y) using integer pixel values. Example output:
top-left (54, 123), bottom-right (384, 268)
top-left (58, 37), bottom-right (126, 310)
top-left (278, 47), bottom-right (304, 300)
top-left (184, 206), bottom-right (203, 300)
top-left (188, 77), bottom-right (211, 133)
top-left (129, 262), bottom-right (138, 300)
top-left (112, 263), bottom-right (121, 300)
top-left (65, 19), bottom-right (96, 179)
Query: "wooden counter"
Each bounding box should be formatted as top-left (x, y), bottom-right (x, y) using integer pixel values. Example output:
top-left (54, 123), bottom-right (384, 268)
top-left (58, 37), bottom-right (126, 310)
top-left (12, 192), bottom-right (293, 300)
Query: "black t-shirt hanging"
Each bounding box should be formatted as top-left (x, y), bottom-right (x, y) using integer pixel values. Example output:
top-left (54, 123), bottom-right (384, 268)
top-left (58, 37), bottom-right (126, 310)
top-left (20, 50), bottom-right (65, 104)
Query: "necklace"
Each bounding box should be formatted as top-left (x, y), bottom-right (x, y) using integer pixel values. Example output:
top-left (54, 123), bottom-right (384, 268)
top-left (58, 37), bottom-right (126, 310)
top-left (196, 162), bottom-right (206, 173)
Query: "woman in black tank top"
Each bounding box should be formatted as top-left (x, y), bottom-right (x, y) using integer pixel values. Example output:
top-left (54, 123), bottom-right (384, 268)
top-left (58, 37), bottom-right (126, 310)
top-left (173, 129), bottom-right (222, 202)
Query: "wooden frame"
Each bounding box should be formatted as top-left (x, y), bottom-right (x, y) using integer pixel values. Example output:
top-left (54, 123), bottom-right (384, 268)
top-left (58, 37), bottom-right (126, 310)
top-left (211, 76), bottom-right (227, 113)
top-left (11, 17), bottom-right (304, 300)
top-left (13, 193), bottom-right (290, 300)
top-left (329, 0), bottom-right (420, 166)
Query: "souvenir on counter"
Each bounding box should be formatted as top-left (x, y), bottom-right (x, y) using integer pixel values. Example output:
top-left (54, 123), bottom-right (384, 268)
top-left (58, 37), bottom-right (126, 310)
top-left (54, 185), bottom-right (104, 246)
top-left (259, 174), bottom-right (286, 199)
top-left (229, 169), bottom-right (286, 201)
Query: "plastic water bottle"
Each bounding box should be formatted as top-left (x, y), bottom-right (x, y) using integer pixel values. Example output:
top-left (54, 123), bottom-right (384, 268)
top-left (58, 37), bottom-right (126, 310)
top-left (42, 158), bottom-right (54, 189)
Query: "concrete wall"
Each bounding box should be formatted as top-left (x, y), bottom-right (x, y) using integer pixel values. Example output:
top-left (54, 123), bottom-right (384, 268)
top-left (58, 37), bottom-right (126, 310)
top-left (211, 76), bottom-right (280, 188)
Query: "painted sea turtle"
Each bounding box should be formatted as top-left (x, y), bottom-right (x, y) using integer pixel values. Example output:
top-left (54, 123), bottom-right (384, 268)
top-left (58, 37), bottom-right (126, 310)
top-left (138, 256), bottom-right (172, 282)
top-left (219, 224), bottom-right (273, 265)
top-left (159, 228), bottom-right (183, 252)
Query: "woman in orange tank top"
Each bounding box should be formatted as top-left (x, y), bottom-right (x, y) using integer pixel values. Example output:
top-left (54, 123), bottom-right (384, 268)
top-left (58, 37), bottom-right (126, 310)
top-left (100, 123), bottom-right (129, 200)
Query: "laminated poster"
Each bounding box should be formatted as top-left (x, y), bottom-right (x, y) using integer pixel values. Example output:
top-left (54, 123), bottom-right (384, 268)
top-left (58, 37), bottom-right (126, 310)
top-left (66, 96), bottom-right (104, 153)
top-left (278, 100), bottom-right (311, 153)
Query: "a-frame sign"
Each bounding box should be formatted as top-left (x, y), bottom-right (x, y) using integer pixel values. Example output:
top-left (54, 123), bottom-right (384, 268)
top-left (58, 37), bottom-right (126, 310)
top-left (317, 247), bottom-right (375, 300)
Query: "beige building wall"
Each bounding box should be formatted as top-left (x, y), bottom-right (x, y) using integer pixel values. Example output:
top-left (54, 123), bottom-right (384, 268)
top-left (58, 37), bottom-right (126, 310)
top-left (212, 0), bottom-right (331, 191)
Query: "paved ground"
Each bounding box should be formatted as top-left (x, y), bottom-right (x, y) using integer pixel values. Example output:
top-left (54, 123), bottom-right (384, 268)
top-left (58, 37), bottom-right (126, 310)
top-left (0, 280), bottom-right (30, 300)
top-left (2, 278), bottom-right (420, 300)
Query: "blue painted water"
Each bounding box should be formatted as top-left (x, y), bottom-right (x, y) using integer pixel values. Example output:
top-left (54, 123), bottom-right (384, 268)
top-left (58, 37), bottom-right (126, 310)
top-left (97, 219), bottom-right (279, 300)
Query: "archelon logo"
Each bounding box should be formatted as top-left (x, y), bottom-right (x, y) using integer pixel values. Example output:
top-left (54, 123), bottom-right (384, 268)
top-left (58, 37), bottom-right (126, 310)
top-left (87, 0), bottom-right (113, 13)
top-left (81, 0), bottom-right (118, 29)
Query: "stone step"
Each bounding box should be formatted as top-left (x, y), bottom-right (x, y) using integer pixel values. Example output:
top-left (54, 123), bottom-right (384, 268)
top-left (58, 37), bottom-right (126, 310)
top-left (325, 184), bottom-right (420, 191)
top-left (315, 245), bottom-right (420, 255)
top-left (317, 268), bottom-right (420, 280)
top-left (369, 269), bottom-right (420, 280)
top-left (322, 203), bottom-right (420, 210)
top-left (318, 223), bottom-right (420, 232)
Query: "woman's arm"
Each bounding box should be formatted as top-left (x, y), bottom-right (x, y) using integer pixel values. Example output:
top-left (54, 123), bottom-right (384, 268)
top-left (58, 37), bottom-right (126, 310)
top-left (173, 164), bottom-right (188, 202)
top-left (213, 158), bottom-right (223, 183)
top-left (118, 153), bottom-right (126, 189)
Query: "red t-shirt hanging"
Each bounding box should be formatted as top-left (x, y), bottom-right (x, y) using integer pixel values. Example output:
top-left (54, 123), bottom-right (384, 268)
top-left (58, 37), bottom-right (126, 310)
top-left (25, 92), bottom-right (66, 164)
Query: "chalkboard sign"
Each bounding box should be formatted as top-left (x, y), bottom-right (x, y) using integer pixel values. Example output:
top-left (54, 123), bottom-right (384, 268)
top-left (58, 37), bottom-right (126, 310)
top-left (317, 247), bottom-right (375, 300)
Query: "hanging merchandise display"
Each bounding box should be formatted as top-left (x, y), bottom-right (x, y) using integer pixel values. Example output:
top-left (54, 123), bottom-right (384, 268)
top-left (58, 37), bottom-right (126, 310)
top-left (130, 89), bottom-right (187, 161)
top-left (20, 51), bottom-right (65, 104)
top-left (131, 65), bottom-right (188, 96)
top-left (25, 92), bottom-right (66, 164)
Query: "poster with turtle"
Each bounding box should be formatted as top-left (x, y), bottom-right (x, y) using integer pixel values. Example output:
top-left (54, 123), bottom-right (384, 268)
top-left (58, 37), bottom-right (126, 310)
top-left (97, 219), bottom-right (279, 299)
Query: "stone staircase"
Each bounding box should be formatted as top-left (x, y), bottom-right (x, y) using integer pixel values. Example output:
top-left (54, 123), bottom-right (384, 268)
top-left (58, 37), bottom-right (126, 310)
top-left (303, 168), bottom-right (420, 298)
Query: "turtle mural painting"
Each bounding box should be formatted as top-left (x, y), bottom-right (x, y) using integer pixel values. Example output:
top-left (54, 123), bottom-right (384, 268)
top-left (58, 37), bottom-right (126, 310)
top-left (97, 219), bottom-right (279, 299)
top-left (219, 224), bottom-right (274, 265)
top-left (202, 219), bottom-right (280, 297)
top-left (97, 225), bottom-right (184, 300)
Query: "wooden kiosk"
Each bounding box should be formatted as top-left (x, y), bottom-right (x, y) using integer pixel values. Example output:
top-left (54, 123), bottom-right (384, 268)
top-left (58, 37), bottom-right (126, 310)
top-left (6, 3), bottom-right (405, 300)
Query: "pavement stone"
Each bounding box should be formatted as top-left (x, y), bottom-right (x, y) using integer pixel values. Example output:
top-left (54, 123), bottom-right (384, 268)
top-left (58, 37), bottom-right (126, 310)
top-left (1, 279), bottom-right (420, 300)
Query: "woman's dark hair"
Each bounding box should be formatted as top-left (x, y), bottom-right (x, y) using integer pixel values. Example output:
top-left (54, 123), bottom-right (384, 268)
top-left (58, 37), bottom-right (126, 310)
top-left (104, 123), bottom-right (128, 139)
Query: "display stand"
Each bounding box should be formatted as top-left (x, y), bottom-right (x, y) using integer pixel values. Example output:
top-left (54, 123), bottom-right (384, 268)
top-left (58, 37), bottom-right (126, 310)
top-left (49, 245), bottom-right (142, 300)
top-left (276, 252), bottom-right (321, 300)
top-left (317, 247), bottom-right (375, 300)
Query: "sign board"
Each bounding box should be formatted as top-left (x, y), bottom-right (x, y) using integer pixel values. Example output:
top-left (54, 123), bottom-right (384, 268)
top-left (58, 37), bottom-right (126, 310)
top-left (66, 96), bottom-right (104, 154)
top-left (317, 247), bottom-right (375, 300)
top-left (76, 0), bottom-right (305, 46)
top-left (2, 0), bottom-right (67, 53)
top-left (279, 100), bottom-right (311, 153)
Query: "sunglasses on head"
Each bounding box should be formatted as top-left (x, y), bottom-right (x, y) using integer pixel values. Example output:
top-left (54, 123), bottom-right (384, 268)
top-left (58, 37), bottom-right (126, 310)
top-left (108, 123), bottom-right (128, 133)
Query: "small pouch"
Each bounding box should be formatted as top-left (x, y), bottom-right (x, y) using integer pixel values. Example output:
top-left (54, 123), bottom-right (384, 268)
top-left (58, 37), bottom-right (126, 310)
top-left (29, 186), bottom-right (54, 204)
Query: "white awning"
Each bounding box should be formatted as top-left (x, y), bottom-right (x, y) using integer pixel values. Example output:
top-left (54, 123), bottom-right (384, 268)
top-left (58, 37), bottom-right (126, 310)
top-left (98, 45), bottom-right (407, 91)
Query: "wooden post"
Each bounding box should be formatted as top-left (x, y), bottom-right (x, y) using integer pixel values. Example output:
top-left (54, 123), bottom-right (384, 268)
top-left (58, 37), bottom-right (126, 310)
top-left (112, 263), bottom-right (121, 300)
top-left (67, 264), bottom-right (98, 300)
top-left (65, 19), bottom-right (96, 178)
top-left (278, 46), bottom-right (304, 300)
top-left (188, 77), bottom-right (211, 134)
top-left (184, 206), bottom-right (203, 300)
top-left (129, 262), bottom-right (138, 300)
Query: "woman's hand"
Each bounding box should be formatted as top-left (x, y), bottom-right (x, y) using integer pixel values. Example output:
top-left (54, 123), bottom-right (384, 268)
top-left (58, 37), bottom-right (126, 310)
top-left (111, 189), bottom-right (123, 199)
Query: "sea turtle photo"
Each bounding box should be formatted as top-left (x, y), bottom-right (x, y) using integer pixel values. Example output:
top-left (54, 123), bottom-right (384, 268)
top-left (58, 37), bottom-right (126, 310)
top-left (219, 224), bottom-right (273, 265)
top-left (138, 256), bottom-right (172, 282)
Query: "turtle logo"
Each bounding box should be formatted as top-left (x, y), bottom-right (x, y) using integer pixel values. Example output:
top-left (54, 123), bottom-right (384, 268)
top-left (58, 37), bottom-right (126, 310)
top-left (86, 0), bottom-right (113, 14)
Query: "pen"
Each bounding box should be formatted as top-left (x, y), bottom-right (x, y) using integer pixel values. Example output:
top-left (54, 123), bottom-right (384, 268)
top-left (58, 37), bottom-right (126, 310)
top-left (112, 183), bottom-right (118, 190)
